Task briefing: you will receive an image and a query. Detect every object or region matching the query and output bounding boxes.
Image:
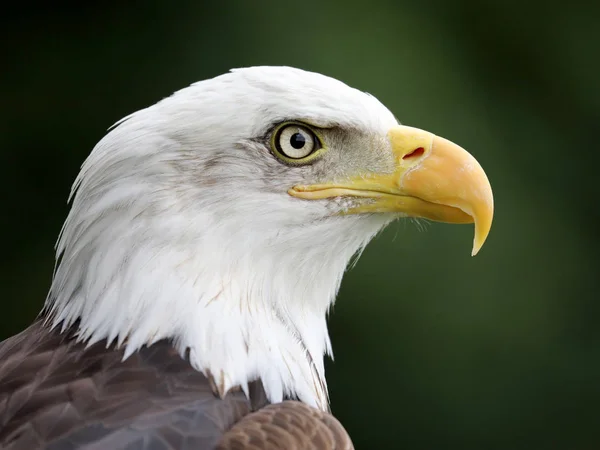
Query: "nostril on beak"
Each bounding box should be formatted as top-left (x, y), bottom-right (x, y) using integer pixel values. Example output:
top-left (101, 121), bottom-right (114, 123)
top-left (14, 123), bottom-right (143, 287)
top-left (402, 147), bottom-right (425, 160)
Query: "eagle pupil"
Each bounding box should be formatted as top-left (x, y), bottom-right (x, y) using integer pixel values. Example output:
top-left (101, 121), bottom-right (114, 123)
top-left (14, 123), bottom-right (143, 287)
top-left (290, 132), bottom-right (306, 149)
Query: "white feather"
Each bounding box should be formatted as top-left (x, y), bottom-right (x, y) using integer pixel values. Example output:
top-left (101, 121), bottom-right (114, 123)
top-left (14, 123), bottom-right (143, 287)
top-left (45, 66), bottom-right (398, 411)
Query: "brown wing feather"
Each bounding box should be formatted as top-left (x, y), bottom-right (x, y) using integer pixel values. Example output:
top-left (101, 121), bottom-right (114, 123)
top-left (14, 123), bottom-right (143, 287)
top-left (0, 321), bottom-right (255, 449)
top-left (216, 401), bottom-right (354, 450)
top-left (0, 322), bottom-right (353, 450)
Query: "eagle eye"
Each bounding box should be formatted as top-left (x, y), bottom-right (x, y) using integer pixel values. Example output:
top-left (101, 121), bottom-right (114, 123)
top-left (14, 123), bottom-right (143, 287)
top-left (271, 123), bottom-right (323, 163)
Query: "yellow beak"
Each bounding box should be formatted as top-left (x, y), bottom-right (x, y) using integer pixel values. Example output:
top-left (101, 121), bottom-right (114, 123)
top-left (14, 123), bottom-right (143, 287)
top-left (288, 125), bottom-right (494, 256)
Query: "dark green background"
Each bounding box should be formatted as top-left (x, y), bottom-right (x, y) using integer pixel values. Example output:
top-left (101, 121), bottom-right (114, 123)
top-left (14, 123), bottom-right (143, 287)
top-left (2, 1), bottom-right (598, 448)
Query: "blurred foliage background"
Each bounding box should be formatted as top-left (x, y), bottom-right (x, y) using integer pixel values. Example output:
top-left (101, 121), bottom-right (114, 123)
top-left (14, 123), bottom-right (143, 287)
top-left (1, 1), bottom-right (599, 448)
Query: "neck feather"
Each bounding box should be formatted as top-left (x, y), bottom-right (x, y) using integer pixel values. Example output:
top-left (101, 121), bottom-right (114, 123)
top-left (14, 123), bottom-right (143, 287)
top-left (45, 174), bottom-right (387, 409)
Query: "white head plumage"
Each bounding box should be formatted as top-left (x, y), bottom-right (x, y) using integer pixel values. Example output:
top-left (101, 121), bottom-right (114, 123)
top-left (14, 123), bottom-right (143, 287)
top-left (46, 67), bottom-right (400, 410)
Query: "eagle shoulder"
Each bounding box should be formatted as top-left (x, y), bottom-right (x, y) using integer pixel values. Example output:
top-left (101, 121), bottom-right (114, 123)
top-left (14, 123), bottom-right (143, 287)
top-left (0, 321), bottom-right (250, 449)
top-left (0, 322), bottom-right (353, 450)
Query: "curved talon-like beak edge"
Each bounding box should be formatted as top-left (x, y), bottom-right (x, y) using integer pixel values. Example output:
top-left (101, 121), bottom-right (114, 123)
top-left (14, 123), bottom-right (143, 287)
top-left (289, 125), bottom-right (494, 256)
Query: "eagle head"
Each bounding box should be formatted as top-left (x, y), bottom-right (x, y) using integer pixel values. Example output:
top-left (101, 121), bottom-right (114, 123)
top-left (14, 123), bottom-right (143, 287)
top-left (45, 66), bottom-right (493, 411)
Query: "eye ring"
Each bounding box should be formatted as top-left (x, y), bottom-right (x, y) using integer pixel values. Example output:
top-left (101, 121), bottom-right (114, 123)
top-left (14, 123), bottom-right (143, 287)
top-left (271, 123), bottom-right (323, 162)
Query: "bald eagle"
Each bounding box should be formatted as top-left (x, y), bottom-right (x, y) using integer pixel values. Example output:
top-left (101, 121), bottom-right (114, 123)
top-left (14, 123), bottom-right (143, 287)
top-left (0, 67), bottom-right (493, 449)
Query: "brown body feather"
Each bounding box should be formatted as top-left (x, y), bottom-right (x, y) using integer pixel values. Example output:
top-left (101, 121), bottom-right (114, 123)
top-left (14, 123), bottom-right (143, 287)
top-left (0, 321), bottom-right (352, 449)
